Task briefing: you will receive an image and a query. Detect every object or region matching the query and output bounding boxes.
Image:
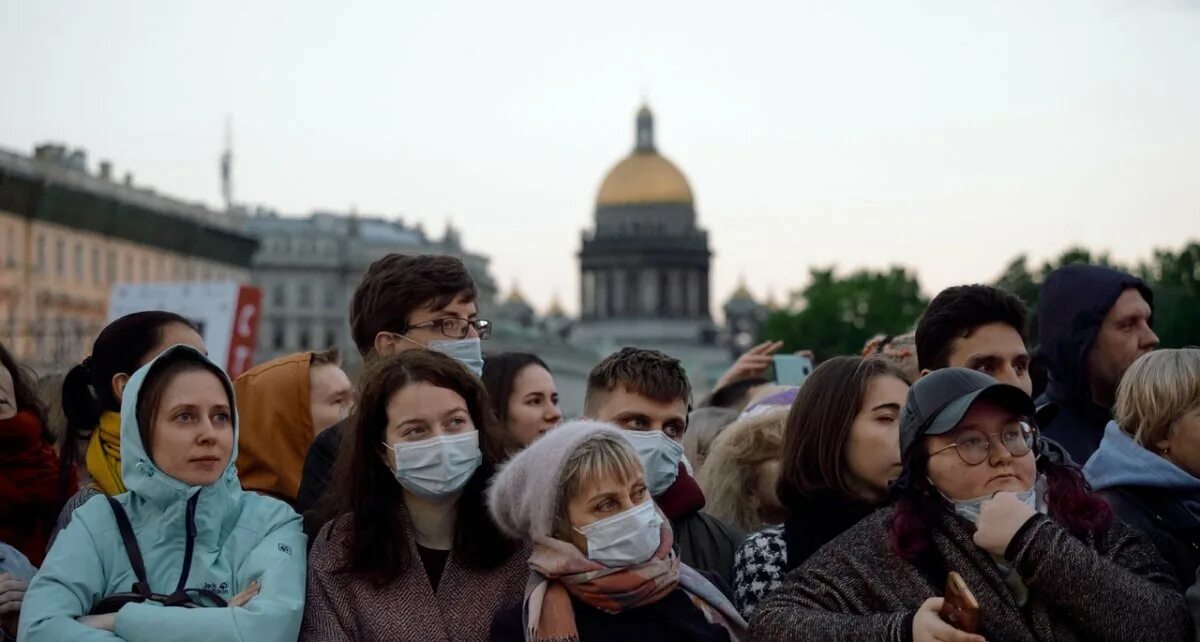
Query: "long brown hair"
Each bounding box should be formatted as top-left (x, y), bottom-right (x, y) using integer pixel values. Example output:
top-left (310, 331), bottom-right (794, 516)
top-left (777, 356), bottom-right (909, 506)
top-left (329, 349), bottom-right (515, 586)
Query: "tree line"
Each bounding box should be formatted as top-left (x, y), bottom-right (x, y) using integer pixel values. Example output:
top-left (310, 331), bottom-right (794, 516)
top-left (763, 241), bottom-right (1200, 361)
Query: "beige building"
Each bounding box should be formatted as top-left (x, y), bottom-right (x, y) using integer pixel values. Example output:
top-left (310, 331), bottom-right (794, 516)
top-left (0, 144), bottom-right (257, 373)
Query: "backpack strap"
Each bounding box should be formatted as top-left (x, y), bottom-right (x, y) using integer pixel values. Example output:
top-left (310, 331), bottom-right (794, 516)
top-left (105, 496), bottom-right (153, 600)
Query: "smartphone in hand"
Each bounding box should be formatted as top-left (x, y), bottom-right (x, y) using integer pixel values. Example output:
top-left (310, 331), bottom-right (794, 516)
top-left (940, 571), bottom-right (980, 633)
top-left (771, 354), bottom-right (813, 385)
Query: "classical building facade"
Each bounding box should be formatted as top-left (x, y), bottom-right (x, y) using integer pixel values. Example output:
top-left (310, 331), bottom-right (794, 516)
top-left (0, 144), bottom-right (256, 373)
top-left (576, 106), bottom-right (716, 346)
top-left (245, 211), bottom-right (497, 372)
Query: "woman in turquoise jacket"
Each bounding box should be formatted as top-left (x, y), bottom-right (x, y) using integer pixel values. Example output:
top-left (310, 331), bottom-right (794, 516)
top-left (20, 344), bottom-right (306, 641)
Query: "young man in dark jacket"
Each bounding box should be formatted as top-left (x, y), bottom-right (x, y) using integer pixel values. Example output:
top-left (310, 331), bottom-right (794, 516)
top-left (1037, 264), bottom-right (1158, 463)
top-left (294, 253), bottom-right (488, 536)
top-left (584, 347), bottom-right (746, 588)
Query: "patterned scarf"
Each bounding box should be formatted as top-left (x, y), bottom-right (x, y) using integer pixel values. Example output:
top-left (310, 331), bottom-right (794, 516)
top-left (523, 519), bottom-right (746, 642)
top-left (86, 411), bottom-right (125, 496)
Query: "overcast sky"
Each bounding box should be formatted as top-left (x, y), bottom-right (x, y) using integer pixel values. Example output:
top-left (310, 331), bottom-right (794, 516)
top-left (3, 0), bottom-right (1198, 316)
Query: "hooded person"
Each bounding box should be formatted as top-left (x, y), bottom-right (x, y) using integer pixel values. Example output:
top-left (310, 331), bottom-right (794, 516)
top-left (1037, 264), bottom-right (1157, 462)
top-left (19, 345), bottom-right (306, 642)
top-left (235, 350), bottom-right (351, 506)
top-left (487, 420), bottom-right (747, 642)
top-left (1084, 349), bottom-right (1200, 588)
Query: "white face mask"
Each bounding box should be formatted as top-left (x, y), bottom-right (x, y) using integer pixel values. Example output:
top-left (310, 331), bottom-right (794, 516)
top-left (943, 476), bottom-right (1045, 525)
top-left (622, 431), bottom-right (685, 497)
top-left (384, 431), bottom-right (482, 502)
top-left (575, 500), bottom-right (664, 567)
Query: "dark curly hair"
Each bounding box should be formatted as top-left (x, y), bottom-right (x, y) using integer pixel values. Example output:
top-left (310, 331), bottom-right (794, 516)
top-left (916, 285), bottom-right (1029, 371)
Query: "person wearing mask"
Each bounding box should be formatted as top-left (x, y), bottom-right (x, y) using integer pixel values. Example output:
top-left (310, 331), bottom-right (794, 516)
top-left (915, 285), bottom-right (1033, 395)
top-left (862, 333), bottom-right (920, 383)
top-left (235, 348), bottom-right (352, 506)
top-left (51, 311), bottom-right (206, 546)
top-left (733, 357), bottom-right (909, 617)
top-left (20, 345), bottom-right (306, 641)
top-left (1038, 265), bottom-right (1158, 462)
top-left (584, 348), bottom-right (745, 586)
top-left (301, 349), bottom-right (526, 641)
top-left (750, 368), bottom-right (1187, 642)
top-left (0, 342), bottom-right (76, 566)
top-left (1084, 349), bottom-right (1200, 586)
top-left (482, 352), bottom-right (563, 458)
top-left (696, 407), bottom-right (788, 534)
top-left (1, 541), bottom-right (36, 641)
top-left (487, 420), bottom-right (747, 642)
top-left (296, 254), bottom-right (490, 527)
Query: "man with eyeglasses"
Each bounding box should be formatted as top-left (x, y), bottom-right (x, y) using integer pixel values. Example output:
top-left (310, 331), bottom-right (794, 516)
top-left (295, 253), bottom-right (490, 536)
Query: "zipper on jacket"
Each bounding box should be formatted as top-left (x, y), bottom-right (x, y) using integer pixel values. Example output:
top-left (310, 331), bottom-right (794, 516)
top-left (174, 490), bottom-right (202, 595)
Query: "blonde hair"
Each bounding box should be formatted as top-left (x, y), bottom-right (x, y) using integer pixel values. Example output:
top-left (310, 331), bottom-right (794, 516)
top-left (1114, 349), bottom-right (1200, 448)
top-left (553, 432), bottom-right (643, 539)
top-left (696, 407), bottom-right (788, 532)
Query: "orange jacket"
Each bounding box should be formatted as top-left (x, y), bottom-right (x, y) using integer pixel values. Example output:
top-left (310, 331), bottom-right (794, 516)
top-left (234, 352), bottom-right (314, 504)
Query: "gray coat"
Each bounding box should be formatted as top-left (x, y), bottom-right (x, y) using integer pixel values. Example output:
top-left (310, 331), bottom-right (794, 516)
top-left (750, 508), bottom-right (1190, 642)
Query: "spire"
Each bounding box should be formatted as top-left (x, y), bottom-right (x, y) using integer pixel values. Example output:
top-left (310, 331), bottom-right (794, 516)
top-left (220, 115), bottom-right (234, 211)
top-left (635, 104), bottom-right (655, 152)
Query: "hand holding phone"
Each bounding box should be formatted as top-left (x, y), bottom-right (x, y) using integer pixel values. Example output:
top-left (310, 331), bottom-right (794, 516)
top-left (940, 571), bottom-right (980, 633)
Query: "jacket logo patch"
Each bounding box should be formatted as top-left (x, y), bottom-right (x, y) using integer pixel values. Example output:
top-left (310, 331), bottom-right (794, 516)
top-left (202, 581), bottom-right (230, 595)
top-left (278, 543), bottom-right (293, 556)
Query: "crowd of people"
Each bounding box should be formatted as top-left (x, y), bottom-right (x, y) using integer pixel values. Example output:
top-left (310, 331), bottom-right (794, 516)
top-left (0, 251), bottom-right (1197, 641)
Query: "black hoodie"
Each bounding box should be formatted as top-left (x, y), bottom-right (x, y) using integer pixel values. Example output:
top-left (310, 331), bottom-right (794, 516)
top-left (1036, 264), bottom-right (1153, 463)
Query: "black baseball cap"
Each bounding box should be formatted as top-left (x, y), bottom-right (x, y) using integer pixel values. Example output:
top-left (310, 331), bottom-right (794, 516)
top-left (899, 368), bottom-right (1037, 460)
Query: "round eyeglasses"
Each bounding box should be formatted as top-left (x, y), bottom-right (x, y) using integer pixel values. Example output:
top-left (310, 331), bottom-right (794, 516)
top-left (404, 318), bottom-right (492, 340)
top-left (929, 420), bottom-right (1036, 466)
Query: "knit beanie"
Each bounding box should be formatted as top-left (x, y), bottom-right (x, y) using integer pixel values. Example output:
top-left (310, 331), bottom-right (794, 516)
top-left (487, 420), bottom-right (633, 541)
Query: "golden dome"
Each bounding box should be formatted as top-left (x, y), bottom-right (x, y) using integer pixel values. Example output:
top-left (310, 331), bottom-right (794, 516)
top-left (596, 153), bottom-right (694, 206)
top-left (595, 105), bottom-right (694, 207)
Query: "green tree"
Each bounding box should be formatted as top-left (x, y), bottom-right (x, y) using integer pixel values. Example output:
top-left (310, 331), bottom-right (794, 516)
top-left (1137, 242), bottom-right (1200, 349)
top-left (763, 266), bottom-right (927, 361)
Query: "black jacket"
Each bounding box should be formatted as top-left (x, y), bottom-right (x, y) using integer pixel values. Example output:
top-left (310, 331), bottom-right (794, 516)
top-left (295, 418), bottom-right (345, 540)
top-left (1036, 264), bottom-right (1153, 463)
top-left (490, 586), bottom-right (732, 642)
top-left (671, 511), bottom-right (744, 589)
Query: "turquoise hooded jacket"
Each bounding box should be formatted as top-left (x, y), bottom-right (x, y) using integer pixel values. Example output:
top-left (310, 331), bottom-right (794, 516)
top-left (20, 345), bottom-right (306, 641)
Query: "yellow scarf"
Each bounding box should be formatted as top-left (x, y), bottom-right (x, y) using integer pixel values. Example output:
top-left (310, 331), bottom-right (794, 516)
top-left (85, 411), bottom-right (125, 496)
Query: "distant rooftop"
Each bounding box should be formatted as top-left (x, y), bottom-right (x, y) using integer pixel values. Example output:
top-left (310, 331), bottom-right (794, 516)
top-left (0, 143), bottom-right (241, 231)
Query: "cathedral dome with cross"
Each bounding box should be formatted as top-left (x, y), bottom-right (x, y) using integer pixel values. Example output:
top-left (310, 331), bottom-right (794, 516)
top-left (576, 104), bottom-right (716, 347)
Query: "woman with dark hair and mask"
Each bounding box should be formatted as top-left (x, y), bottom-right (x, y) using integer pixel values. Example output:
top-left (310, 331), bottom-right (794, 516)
top-left (301, 349), bottom-right (527, 641)
top-left (750, 368), bottom-right (1188, 642)
top-left (51, 311), bottom-right (205, 546)
top-left (488, 420), bottom-right (746, 642)
top-left (0, 341), bottom-right (76, 567)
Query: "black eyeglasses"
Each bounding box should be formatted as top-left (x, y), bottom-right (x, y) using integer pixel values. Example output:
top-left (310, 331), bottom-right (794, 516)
top-left (403, 318), bottom-right (492, 340)
top-left (929, 420), bottom-right (1036, 466)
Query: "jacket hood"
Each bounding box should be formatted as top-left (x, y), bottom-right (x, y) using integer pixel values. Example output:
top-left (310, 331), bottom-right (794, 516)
top-left (1037, 264), bottom-right (1151, 407)
top-left (233, 352), bottom-right (314, 503)
top-left (119, 344), bottom-right (241, 504)
top-left (1083, 421), bottom-right (1200, 493)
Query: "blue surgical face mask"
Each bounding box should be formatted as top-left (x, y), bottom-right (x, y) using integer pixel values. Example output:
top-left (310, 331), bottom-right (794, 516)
top-left (426, 338), bottom-right (485, 376)
top-left (622, 431), bottom-right (685, 497)
top-left (574, 500), bottom-right (664, 567)
top-left (942, 476), bottom-right (1045, 525)
top-left (384, 431), bottom-right (482, 502)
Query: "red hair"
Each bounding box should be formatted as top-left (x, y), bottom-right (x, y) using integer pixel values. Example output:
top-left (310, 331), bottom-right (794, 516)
top-left (889, 457), bottom-right (1112, 562)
